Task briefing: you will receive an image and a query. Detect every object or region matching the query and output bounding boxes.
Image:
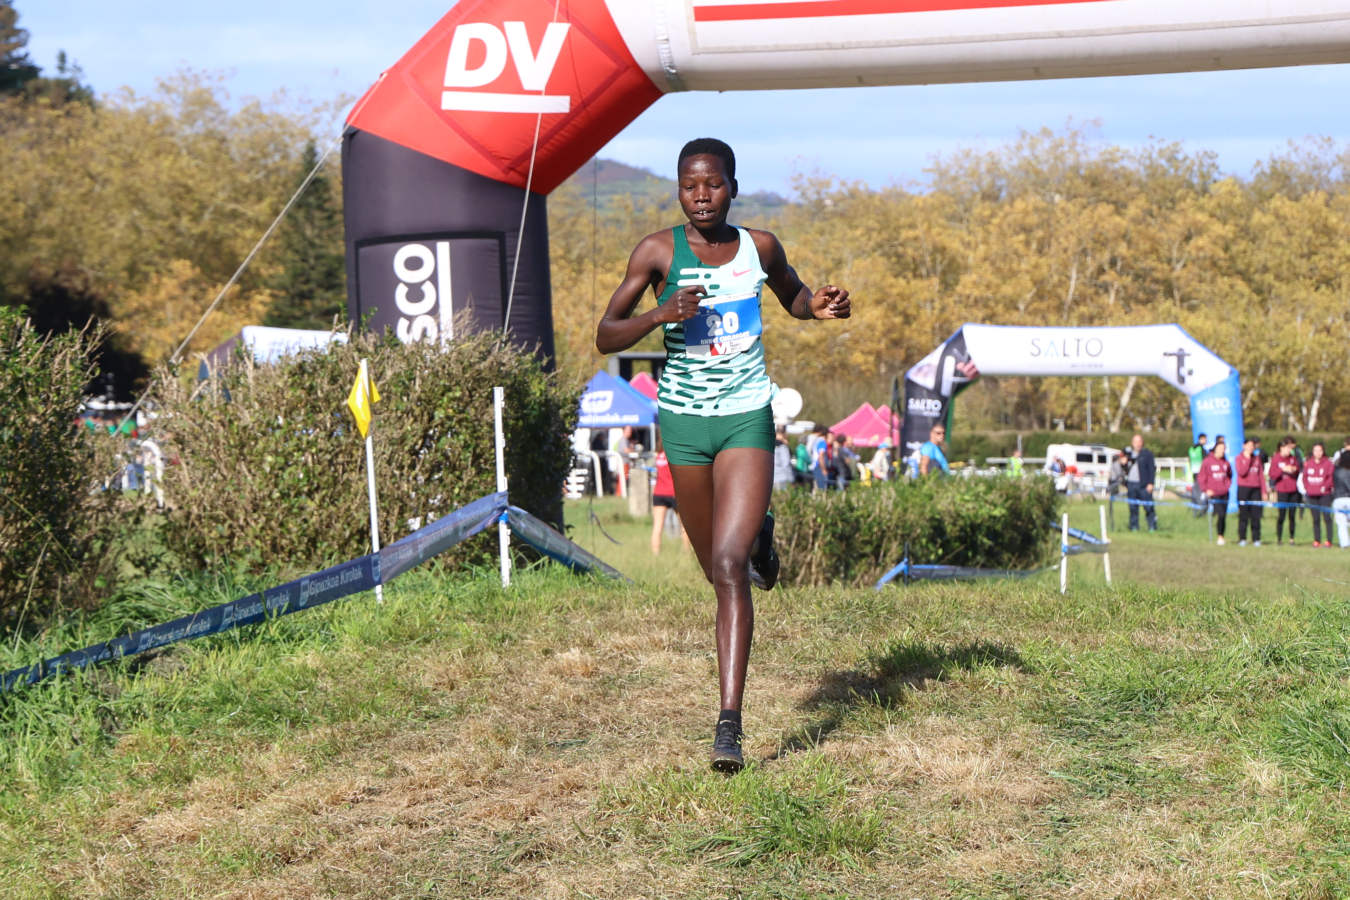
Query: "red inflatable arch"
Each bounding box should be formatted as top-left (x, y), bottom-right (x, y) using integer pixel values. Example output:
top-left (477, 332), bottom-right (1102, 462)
top-left (342, 1), bottom-right (1350, 364)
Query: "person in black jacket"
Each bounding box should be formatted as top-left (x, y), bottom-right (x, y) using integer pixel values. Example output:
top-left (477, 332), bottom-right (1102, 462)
top-left (1333, 451), bottom-right (1350, 548)
top-left (1126, 433), bottom-right (1158, 532)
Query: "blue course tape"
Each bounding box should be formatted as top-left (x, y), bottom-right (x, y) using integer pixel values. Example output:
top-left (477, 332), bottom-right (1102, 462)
top-left (1062, 524), bottom-right (1108, 545)
top-left (507, 506), bottom-right (631, 583)
top-left (3, 490), bottom-right (634, 694)
top-left (875, 556), bottom-right (1051, 589)
top-left (877, 518), bottom-right (1108, 590)
top-left (1110, 494), bottom-right (1330, 513)
top-left (3, 490), bottom-right (513, 693)
top-left (874, 558), bottom-right (910, 590)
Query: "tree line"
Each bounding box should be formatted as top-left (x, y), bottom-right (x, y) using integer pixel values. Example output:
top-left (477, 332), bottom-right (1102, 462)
top-left (550, 127), bottom-right (1350, 433)
top-left (0, 2), bottom-right (345, 399)
top-left (4, 2), bottom-right (1347, 430)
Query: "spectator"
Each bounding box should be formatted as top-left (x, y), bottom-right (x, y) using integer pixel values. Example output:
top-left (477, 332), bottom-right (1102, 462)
top-left (611, 424), bottom-right (636, 455)
top-left (1197, 438), bottom-right (1232, 545)
top-left (1332, 436), bottom-right (1350, 466)
top-left (1007, 447), bottom-right (1024, 478)
top-left (1108, 447), bottom-right (1129, 496)
top-left (1334, 451), bottom-right (1350, 548)
top-left (1189, 432), bottom-right (1208, 517)
top-left (772, 425), bottom-right (794, 491)
top-left (649, 431), bottom-right (689, 555)
top-left (1126, 433), bottom-right (1157, 532)
top-left (1303, 441), bottom-right (1334, 547)
top-left (793, 436), bottom-right (811, 486)
top-left (868, 440), bottom-right (892, 482)
top-left (807, 424), bottom-right (831, 492)
top-left (823, 432), bottom-right (845, 489)
top-left (1268, 437), bottom-right (1303, 545)
top-left (918, 424), bottom-right (950, 477)
top-left (835, 433), bottom-right (860, 486)
top-left (1235, 437), bottom-right (1266, 546)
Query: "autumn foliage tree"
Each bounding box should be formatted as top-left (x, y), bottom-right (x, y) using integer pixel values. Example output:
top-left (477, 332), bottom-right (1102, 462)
top-left (547, 125), bottom-right (1350, 433)
top-left (3, 47), bottom-right (1349, 436)
top-left (0, 65), bottom-right (335, 396)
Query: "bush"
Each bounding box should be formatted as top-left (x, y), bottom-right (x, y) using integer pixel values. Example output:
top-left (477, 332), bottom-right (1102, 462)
top-left (154, 330), bottom-right (578, 573)
top-left (773, 475), bottom-right (1061, 588)
top-left (0, 310), bottom-right (124, 627)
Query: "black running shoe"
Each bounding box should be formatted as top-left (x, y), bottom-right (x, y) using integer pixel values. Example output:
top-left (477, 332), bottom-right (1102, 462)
top-left (711, 718), bottom-right (745, 773)
top-left (747, 512), bottom-right (779, 591)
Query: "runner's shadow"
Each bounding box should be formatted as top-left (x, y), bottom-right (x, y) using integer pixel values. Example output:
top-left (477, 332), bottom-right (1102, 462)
top-left (768, 639), bottom-right (1030, 760)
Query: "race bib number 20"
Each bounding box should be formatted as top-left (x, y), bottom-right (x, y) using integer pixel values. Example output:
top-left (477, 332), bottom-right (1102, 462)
top-left (683, 294), bottom-right (762, 358)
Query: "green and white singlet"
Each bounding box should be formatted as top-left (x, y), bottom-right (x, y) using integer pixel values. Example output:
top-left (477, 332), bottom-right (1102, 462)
top-left (656, 225), bottom-right (774, 416)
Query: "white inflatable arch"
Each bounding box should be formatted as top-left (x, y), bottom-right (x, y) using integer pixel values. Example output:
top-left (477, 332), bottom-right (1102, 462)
top-left (342, 1), bottom-right (1350, 361)
top-left (901, 323), bottom-right (1243, 503)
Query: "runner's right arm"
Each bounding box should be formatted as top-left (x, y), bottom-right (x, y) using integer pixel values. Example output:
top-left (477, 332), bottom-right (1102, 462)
top-left (596, 232), bottom-right (702, 354)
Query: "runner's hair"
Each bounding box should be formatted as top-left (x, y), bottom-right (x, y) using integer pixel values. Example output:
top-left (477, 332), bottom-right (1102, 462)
top-left (678, 137), bottom-right (735, 180)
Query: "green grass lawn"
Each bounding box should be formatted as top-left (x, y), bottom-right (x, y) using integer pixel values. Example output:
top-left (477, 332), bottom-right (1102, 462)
top-left (2, 491), bottom-right (1349, 898)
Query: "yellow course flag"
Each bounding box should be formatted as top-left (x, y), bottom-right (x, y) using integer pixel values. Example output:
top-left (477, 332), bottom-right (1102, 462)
top-left (346, 359), bottom-right (381, 438)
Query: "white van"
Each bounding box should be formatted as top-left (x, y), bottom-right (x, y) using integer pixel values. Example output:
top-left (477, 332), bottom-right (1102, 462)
top-left (1043, 443), bottom-right (1121, 492)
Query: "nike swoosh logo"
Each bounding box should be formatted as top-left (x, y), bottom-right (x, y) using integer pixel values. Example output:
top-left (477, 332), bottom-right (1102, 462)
top-left (731, 268), bottom-right (751, 277)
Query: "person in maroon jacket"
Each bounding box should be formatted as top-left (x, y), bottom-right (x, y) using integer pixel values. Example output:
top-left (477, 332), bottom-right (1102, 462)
top-left (1234, 437), bottom-right (1266, 546)
top-left (1268, 437), bottom-right (1303, 545)
top-left (1197, 438), bottom-right (1234, 545)
top-left (1303, 441), bottom-right (1335, 547)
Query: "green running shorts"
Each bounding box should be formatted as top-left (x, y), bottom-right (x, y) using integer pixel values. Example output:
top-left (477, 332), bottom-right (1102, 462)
top-left (659, 405), bottom-right (774, 467)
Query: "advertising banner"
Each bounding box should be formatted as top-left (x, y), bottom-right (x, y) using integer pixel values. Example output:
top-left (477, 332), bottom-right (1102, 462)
top-left (899, 327), bottom-right (978, 459)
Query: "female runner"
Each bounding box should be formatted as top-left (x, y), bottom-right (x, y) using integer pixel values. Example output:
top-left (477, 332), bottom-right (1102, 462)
top-left (595, 138), bottom-right (851, 772)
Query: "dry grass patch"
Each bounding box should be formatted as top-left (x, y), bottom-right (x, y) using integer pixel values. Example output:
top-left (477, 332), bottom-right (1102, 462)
top-left (11, 513), bottom-right (1350, 898)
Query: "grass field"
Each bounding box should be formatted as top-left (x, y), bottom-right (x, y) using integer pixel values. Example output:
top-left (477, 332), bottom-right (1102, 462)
top-left (2, 492), bottom-right (1350, 898)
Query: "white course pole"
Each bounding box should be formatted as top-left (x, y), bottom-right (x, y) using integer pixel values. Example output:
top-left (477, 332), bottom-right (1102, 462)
top-left (1100, 503), bottom-right (1112, 586)
top-left (494, 386), bottom-right (511, 588)
top-left (1060, 513), bottom-right (1069, 595)
top-left (365, 433), bottom-right (384, 604)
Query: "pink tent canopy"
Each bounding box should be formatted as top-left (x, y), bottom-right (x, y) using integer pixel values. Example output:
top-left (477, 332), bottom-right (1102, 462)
top-left (628, 371), bottom-right (658, 400)
top-left (830, 402), bottom-right (893, 448)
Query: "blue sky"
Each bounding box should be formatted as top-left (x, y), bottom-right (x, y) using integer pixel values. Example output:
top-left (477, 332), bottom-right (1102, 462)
top-left (21, 1), bottom-right (1350, 196)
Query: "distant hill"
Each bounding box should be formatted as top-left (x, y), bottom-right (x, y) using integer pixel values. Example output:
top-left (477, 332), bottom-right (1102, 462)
top-left (561, 158), bottom-right (792, 223)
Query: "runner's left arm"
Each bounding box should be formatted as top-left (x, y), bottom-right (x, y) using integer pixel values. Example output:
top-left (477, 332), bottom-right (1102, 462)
top-left (753, 230), bottom-right (850, 320)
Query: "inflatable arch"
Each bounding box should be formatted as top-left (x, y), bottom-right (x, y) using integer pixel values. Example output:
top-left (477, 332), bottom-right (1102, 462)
top-left (900, 323), bottom-right (1243, 504)
top-left (342, 1), bottom-right (1350, 363)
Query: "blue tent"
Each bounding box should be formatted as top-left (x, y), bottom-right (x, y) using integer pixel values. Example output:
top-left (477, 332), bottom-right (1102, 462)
top-left (577, 370), bottom-right (656, 427)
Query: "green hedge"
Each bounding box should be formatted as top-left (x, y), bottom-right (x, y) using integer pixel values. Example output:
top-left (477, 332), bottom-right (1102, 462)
top-left (0, 310), bottom-right (124, 628)
top-left (773, 475), bottom-right (1061, 588)
top-left (154, 331), bottom-right (578, 574)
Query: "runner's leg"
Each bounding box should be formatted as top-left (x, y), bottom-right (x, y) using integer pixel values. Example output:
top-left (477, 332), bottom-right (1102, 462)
top-left (708, 447), bottom-right (772, 712)
top-left (671, 464), bottom-right (716, 578)
top-left (669, 449), bottom-right (771, 712)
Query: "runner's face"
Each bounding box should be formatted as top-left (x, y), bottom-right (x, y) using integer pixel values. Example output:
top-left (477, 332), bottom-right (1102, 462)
top-left (678, 154), bottom-right (734, 230)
